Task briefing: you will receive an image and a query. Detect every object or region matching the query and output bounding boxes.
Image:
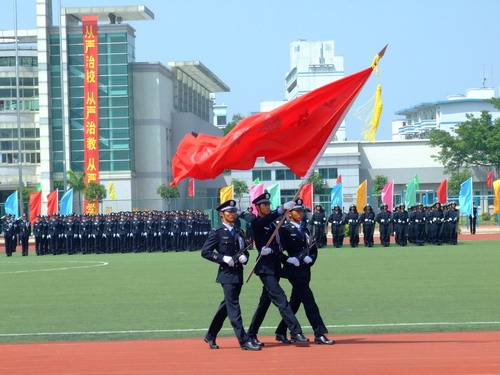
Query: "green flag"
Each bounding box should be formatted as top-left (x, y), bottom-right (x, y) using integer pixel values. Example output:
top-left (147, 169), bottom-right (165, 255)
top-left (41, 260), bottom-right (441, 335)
top-left (405, 175), bottom-right (420, 207)
top-left (268, 183), bottom-right (281, 210)
top-left (253, 178), bottom-right (260, 185)
top-left (35, 183), bottom-right (42, 192)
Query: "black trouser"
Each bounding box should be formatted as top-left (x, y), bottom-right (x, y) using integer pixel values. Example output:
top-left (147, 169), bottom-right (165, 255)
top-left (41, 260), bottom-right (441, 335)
top-left (379, 224), bottom-right (391, 246)
top-left (448, 223), bottom-right (458, 244)
top-left (41, 236), bottom-right (48, 255)
top-left (49, 235), bottom-right (58, 254)
top-left (20, 235), bottom-right (29, 256)
top-left (332, 226), bottom-right (344, 248)
top-left (313, 225), bottom-right (325, 247)
top-left (362, 224), bottom-right (374, 247)
top-left (416, 224), bottom-right (426, 246)
top-left (276, 276), bottom-right (327, 337)
top-left (430, 223), bottom-right (442, 245)
top-left (35, 236), bottom-right (42, 255)
top-left (206, 283), bottom-right (248, 344)
top-left (395, 225), bottom-right (408, 246)
top-left (247, 274), bottom-right (302, 338)
top-left (349, 224), bottom-right (359, 247)
top-left (469, 217), bottom-right (476, 234)
top-left (5, 235), bottom-right (14, 256)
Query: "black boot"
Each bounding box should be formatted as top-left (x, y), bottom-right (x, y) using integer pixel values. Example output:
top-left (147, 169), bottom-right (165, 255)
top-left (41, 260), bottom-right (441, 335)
top-left (314, 334), bottom-right (335, 345)
top-left (203, 336), bottom-right (219, 349)
top-left (275, 334), bottom-right (291, 344)
top-left (291, 333), bottom-right (309, 344)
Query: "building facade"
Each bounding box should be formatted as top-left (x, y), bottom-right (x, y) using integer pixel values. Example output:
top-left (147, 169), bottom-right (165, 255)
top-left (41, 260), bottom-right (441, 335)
top-left (394, 87), bottom-right (500, 140)
top-left (0, 0), bottom-right (229, 213)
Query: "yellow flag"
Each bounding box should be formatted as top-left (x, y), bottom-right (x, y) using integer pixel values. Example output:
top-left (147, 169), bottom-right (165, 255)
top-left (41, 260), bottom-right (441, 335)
top-left (356, 180), bottom-right (367, 213)
top-left (107, 182), bottom-right (116, 200)
top-left (219, 185), bottom-right (234, 203)
top-left (363, 84), bottom-right (383, 141)
top-left (493, 179), bottom-right (500, 214)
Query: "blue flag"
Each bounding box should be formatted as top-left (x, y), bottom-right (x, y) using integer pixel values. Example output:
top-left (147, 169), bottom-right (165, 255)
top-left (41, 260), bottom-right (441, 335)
top-left (59, 188), bottom-right (74, 215)
top-left (331, 183), bottom-right (343, 208)
top-left (459, 177), bottom-right (473, 216)
top-left (4, 191), bottom-right (19, 218)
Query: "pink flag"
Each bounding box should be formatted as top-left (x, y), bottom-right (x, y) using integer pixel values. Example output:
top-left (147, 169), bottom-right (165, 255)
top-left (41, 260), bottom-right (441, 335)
top-left (250, 183), bottom-right (265, 215)
top-left (381, 181), bottom-right (394, 212)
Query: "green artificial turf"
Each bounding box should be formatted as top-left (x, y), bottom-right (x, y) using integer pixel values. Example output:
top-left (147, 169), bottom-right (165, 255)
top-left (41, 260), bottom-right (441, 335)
top-left (0, 240), bottom-right (499, 343)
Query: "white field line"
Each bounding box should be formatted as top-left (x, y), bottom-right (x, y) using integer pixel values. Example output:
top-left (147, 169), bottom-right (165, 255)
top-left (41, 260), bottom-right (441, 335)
top-left (1, 321), bottom-right (500, 337)
top-left (0, 261), bottom-right (109, 274)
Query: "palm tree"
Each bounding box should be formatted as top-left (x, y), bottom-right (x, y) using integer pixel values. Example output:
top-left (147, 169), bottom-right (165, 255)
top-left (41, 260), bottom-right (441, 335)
top-left (67, 170), bottom-right (86, 213)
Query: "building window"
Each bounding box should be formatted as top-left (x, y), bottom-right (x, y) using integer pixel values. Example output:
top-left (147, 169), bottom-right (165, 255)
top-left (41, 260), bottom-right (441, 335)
top-left (252, 170), bottom-right (271, 181)
top-left (216, 115), bottom-right (227, 126)
top-left (318, 167), bottom-right (338, 180)
top-left (275, 169), bottom-right (299, 180)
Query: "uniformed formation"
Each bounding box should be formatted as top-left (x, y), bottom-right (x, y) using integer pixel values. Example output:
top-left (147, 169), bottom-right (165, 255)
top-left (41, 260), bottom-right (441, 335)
top-left (1, 210), bottom-right (210, 256)
top-left (324, 202), bottom-right (460, 248)
top-left (201, 193), bottom-right (334, 351)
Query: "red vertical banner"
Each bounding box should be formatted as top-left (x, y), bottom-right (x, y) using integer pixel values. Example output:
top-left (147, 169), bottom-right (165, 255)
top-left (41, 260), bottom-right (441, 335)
top-left (82, 16), bottom-right (100, 214)
top-left (188, 178), bottom-right (195, 197)
top-left (299, 182), bottom-right (313, 210)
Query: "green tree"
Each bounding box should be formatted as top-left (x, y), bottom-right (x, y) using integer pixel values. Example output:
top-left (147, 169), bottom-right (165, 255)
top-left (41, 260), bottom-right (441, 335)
top-left (232, 179), bottom-right (249, 209)
top-left (308, 172), bottom-right (328, 195)
top-left (21, 186), bottom-right (34, 208)
top-left (429, 100), bottom-right (500, 175)
top-left (84, 182), bottom-right (107, 202)
top-left (157, 185), bottom-right (180, 209)
top-left (448, 170), bottom-right (472, 197)
top-left (67, 170), bottom-right (86, 213)
top-left (223, 113), bottom-right (244, 135)
top-left (372, 175), bottom-right (388, 196)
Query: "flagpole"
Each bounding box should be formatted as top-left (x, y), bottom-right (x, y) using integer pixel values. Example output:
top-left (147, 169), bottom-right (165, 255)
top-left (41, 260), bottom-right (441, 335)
top-left (14, 0), bottom-right (24, 216)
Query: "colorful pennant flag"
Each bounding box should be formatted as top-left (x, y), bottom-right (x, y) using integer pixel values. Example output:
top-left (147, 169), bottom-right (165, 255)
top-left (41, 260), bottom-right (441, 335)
top-left (356, 180), bottom-right (367, 213)
top-left (381, 180), bottom-right (394, 212)
top-left (29, 191), bottom-right (42, 224)
top-left (459, 177), bottom-right (473, 216)
top-left (219, 185), bottom-right (234, 203)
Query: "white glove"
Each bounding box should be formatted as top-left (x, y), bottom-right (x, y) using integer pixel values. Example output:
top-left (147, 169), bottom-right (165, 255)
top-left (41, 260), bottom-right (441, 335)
top-left (287, 257), bottom-right (300, 267)
top-left (222, 255), bottom-right (235, 267)
top-left (303, 255), bottom-right (313, 264)
top-left (238, 254), bottom-right (248, 264)
top-left (283, 200), bottom-right (295, 211)
top-left (260, 246), bottom-right (272, 256)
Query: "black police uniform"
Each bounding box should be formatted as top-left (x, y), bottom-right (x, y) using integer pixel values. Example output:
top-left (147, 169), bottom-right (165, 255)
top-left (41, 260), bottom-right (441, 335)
top-left (375, 207), bottom-right (391, 247)
top-left (328, 208), bottom-right (345, 248)
top-left (275, 207), bottom-right (332, 344)
top-left (18, 218), bottom-right (31, 256)
top-left (359, 206), bottom-right (375, 247)
top-left (201, 200), bottom-right (257, 350)
top-left (246, 193), bottom-right (304, 343)
top-left (346, 206), bottom-right (360, 247)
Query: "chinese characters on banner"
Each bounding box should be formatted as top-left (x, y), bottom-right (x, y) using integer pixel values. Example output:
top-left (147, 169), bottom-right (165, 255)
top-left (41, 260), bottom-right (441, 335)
top-left (82, 16), bottom-right (100, 214)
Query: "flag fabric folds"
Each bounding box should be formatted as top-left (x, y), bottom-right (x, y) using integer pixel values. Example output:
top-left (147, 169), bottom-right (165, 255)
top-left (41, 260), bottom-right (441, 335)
top-left (405, 175), bottom-right (419, 207)
top-left (4, 191), bottom-right (19, 218)
top-left (493, 179), bottom-right (500, 214)
top-left (437, 179), bottom-right (447, 204)
top-left (219, 185), bottom-right (233, 203)
top-left (299, 183), bottom-right (313, 209)
top-left (47, 190), bottom-right (59, 215)
top-left (171, 66), bottom-right (375, 185)
top-left (108, 183), bottom-right (116, 200)
top-left (188, 178), bottom-right (195, 197)
top-left (330, 183), bottom-right (343, 208)
top-left (487, 171), bottom-right (493, 189)
top-left (29, 191), bottom-right (42, 224)
top-left (59, 189), bottom-right (74, 215)
top-left (381, 181), bottom-right (394, 212)
top-left (268, 183), bottom-right (281, 210)
top-left (459, 177), bottom-right (473, 216)
top-left (250, 183), bottom-right (265, 214)
top-left (356, 180), bottom-right (367, 213)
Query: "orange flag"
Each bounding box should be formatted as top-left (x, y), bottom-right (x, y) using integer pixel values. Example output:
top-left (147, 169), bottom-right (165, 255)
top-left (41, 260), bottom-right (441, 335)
top-left (356, 180), bottom-right (368, 213)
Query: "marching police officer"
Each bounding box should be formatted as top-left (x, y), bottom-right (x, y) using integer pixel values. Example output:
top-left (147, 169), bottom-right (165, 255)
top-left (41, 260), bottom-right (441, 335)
top-left (311, 205), bottom-right (327, 248)
top-left (18, 213), bottom-right (31, 256)
top-left (328, 205), bottom-right (345, 248)
top-left (200, 199), bottom-right (259, 351)
top-left (375, 204), bottom-right (391, 247)
top-left (246, 192), bottom-right (308, 346)
top-left (360, 204), bottom-right (375, 247)
top-left (346, 205), bottom-right (360, 247)
top-left (275, 198), bottom-right (334, 345)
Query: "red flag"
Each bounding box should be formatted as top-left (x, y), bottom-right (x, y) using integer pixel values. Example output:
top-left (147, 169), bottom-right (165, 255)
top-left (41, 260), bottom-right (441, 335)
top-left (487, 171), bottom-right (493, 189)
top-left (188, 178), bottom-right (195, 197)
top-left (336, 174), bottom-right (342, 184)
top-left (171, 66), bottom-right (374, 185)
top-left (299, 183), bottom-right (313, 210)
top-left (437, 179), bottom-right (447, 204)
top-left (47, 190), bottom-right (58, 215)
top-left (29, 191), bottom-right (42, 224)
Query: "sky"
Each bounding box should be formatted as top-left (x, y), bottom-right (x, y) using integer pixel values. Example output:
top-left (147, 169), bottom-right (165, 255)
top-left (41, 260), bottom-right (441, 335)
top-left (2, 0), bottom-right (499, 140)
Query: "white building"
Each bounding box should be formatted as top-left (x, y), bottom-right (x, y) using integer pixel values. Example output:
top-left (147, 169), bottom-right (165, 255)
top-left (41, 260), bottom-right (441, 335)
top-left (212, 102), bottom-right (228, 129)
top-left (260, 40), bottom-right (347, 141)
top-left (394, 87), bottom-right (500, 140)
